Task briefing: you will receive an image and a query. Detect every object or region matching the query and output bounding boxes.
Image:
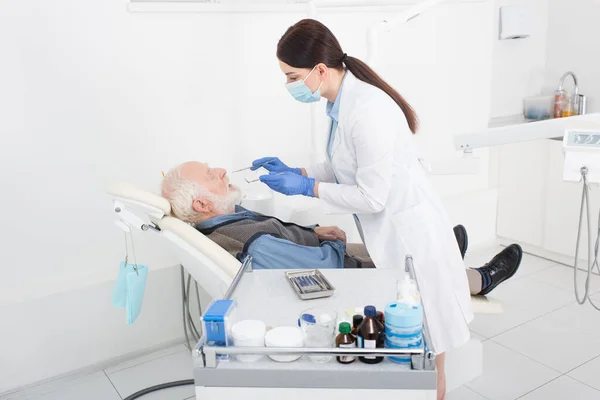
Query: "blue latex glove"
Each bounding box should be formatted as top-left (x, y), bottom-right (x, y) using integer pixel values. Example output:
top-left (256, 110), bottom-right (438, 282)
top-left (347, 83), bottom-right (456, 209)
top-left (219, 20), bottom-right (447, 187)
top-left (260, 172), bottom-right (316, 197)
top-left (251, 157), bottom-right (302, 175)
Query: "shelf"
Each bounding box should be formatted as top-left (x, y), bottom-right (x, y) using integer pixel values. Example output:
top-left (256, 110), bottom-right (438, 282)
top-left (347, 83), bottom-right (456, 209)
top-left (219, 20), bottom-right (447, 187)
top-left (454, 113), bottom-right (600, 151)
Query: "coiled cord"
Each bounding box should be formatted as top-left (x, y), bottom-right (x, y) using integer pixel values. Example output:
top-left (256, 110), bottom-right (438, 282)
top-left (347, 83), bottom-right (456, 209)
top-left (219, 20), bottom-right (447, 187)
top-left (573, 167), bottom-right (600, 310)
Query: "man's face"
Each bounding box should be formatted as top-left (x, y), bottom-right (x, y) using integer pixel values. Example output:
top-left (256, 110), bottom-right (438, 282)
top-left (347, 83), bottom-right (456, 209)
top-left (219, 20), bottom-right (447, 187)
top-left (180, 161), bottom-right (232, 197)
top-left (179, 161), bottom-right (241, 215)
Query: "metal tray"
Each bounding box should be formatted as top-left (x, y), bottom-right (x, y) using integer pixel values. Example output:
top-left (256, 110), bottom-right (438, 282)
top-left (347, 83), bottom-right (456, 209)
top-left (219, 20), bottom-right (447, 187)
top-left (285, 269), bottom-right (335, 300)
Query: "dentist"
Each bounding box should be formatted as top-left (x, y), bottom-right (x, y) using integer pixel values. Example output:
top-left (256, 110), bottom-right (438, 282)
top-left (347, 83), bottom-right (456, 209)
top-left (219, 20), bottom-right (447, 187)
top-left (254, 19), bottom-right (472, 399)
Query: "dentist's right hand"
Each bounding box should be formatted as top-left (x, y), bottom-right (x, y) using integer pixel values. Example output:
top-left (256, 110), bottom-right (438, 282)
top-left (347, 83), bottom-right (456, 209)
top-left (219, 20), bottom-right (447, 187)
top-left (251, 157), bottom-right (302, 175)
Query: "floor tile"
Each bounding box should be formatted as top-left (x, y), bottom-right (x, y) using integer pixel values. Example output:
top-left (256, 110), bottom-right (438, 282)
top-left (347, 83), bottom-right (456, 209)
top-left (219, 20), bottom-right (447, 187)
top-left (468, 276), bottom-right (575, 338)
top-left (568, 356), bottom-right (600, 391)
top-left (470, 331), bottom-right (487, 341)
top-left (104, 344), bottom-right (188, 374)
top-left (519, 375), bottom-right (600, 400)
top-left (107, 351), bottom-right (194, 400)
top-left (512, 253), bottom-right (558, 280)
top-left (465, 341), bottom-right (559, 400)
top-left (27, 372), bottom-right (120, 400)
top-left (447, 385), bottom-right (487, 400)
top-left (527, 265), bottom-right (600, 295)
top-left (4, 372), bottom-right (117, 400)
top-left (493, 301), bottom-right (600, 373)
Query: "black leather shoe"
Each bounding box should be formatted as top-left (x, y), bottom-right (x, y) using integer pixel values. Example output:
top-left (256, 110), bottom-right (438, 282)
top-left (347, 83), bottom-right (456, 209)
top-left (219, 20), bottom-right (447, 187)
top-left (476, 244), bottom-right (523, 296)
top-left (453, 225), bottom-right (468, 259)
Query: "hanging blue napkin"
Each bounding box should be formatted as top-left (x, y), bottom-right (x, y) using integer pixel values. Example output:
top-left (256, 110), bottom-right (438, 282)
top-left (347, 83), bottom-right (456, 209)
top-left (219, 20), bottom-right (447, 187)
top-left (112, 261), bottom-right (149, 324)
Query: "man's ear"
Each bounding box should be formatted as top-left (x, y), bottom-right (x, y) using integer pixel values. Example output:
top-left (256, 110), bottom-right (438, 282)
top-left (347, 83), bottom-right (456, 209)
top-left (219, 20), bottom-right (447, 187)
top-left (192, 198), bottom-right (213, 214)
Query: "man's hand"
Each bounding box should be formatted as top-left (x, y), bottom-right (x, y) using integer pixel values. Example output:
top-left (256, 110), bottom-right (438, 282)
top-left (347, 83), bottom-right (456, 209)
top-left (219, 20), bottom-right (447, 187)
top-left (314, 226), bottom-right (347, 244)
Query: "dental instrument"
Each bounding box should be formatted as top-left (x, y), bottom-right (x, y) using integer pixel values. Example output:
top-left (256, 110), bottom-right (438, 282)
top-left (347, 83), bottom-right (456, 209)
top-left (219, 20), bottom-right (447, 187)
top-left (232, 160), bottom-right (273, 174)
top-left (245, 172), bottom-right (284, 184)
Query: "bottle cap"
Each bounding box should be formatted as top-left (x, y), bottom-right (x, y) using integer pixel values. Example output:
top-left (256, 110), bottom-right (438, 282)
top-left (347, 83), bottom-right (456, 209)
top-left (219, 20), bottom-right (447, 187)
top-left (301, 313), bottom-right (316, 324)
top-left (364, 305), bottom-right (376, 317)
top-left (352, 315), bottom-right (363, 327)
top-left (339, 322), bottom-right (351, 334)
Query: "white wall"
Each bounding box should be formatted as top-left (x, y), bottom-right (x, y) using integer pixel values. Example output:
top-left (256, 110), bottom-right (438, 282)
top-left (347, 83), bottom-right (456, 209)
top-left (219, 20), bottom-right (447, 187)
top-left (493, 0), bottom-right (600, 257)
top-left (545, 0), bottom-right (600, 111)
top-left (0, 0), bottom-right (549, 392)
top-left (490, 0), bottom-right (549, 118)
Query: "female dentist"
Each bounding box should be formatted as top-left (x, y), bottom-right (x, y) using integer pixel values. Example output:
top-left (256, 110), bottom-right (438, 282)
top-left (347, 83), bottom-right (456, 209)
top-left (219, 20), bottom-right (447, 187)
top-left (253, 19), bottom-right (473, 399)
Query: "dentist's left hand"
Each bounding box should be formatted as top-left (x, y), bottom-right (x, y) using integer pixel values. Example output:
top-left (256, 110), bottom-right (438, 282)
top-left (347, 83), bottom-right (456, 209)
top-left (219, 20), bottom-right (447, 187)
top-left (259, 172), bottom-right (317, 197)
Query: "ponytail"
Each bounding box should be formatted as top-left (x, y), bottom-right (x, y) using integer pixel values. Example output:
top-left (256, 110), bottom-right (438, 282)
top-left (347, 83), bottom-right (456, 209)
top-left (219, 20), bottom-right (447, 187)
top-left (344, 56), bottom-right (419, 134)
top-left (277, 19), bottom-right (419, 134)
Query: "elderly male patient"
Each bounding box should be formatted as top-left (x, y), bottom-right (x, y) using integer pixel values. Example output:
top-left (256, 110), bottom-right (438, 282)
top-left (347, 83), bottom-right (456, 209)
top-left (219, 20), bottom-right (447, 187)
top-left (162, 161), bottom-right (523, 296)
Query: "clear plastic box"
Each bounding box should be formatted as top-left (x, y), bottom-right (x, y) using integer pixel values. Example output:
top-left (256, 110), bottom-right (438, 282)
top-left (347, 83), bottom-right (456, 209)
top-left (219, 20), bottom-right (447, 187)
top-left (523, 95), bottom-right (554, 121)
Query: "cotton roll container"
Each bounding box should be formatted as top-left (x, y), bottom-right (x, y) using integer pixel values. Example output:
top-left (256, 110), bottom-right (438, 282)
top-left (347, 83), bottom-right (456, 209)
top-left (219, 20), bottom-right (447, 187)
top-left (231, 320), bottom-right (266, 362)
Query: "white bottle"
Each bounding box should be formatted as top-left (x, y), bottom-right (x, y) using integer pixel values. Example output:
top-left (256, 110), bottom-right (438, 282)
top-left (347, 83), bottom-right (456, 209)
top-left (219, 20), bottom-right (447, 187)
top-left (396, 275), bottom-right (421, 308)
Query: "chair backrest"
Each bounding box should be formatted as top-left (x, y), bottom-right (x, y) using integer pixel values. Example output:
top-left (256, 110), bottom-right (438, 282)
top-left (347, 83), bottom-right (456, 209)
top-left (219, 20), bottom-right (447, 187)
top-left (106, 181), bottom-right (242, 297)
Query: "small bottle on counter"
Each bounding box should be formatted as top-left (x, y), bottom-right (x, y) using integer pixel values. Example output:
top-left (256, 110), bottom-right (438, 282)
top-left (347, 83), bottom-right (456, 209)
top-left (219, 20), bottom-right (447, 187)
top-left (335, 322), bottom-right (356, 364)
top-left (357, 306), bottom-right (385, 364)
top-left (352, 315), bottom-right (363, 337)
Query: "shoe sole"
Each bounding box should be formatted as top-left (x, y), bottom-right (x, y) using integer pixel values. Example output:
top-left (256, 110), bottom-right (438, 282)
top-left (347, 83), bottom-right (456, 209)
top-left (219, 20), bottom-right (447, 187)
top-left (506, 244), bottom-right (523, 280)
top-left (455, 225), bottom-right (468, 259)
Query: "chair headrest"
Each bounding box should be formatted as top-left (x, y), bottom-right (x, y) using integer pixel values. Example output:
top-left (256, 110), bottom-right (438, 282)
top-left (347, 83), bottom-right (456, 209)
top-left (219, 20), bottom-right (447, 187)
top-left (106, 181), bottom-right (171, 215)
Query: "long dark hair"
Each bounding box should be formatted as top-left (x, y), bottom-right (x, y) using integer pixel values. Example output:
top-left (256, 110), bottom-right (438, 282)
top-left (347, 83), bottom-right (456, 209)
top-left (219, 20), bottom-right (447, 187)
top-left (277, 19), bottom-right (419, 134)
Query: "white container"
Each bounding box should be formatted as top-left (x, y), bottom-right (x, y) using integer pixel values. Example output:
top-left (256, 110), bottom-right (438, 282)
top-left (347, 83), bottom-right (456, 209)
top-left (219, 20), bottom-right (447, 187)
top-left (264, 326), bottom-right (304, 362)
top-left (231, 320), bottom-right (266, 363)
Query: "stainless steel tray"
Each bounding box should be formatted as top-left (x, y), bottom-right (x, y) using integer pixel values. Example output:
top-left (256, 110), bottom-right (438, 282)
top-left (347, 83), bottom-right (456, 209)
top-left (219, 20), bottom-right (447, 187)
top-left (285, 269), bottom-right (335, 300)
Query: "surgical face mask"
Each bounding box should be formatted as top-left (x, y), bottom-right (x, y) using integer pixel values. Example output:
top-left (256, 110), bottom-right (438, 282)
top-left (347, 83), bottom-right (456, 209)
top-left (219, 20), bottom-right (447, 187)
top-left (285, 66), bottom-right (323, 103)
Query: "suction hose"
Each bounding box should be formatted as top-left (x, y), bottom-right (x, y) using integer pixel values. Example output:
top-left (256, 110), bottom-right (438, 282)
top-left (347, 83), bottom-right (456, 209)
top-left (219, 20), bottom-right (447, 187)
top-left (573, 166), bottom-right (600, 310)
top-left (123, 379), bottom-right (194, 400)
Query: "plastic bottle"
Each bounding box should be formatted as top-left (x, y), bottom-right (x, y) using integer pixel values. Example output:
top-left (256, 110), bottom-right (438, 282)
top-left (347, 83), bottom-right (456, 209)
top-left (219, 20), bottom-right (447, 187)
top-left (397, 275), bottom-right (421, 307)
top-left (554, 89), bottom-right (567, 118)
top-left (335, 322), bottom-right (356, 364)
top-left (357, 305), bottom-right (385, 364)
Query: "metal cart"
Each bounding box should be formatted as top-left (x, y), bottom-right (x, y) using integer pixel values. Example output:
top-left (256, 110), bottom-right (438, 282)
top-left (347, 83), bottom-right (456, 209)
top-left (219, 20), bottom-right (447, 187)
top-left (193, 258), bottom-right (438, 400)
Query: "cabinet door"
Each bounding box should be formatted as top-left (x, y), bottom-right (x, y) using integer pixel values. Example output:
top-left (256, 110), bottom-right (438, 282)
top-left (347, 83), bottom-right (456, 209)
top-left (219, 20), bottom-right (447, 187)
top-left (496, 140), bottom-right (549, 246)
top-left (542, 140), bottom-right (600, 259)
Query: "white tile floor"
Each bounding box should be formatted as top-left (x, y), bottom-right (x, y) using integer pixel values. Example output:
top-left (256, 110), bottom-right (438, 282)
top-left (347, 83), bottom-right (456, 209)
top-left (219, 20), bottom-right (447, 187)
top-left (4, 247), bottom-right (600, 400)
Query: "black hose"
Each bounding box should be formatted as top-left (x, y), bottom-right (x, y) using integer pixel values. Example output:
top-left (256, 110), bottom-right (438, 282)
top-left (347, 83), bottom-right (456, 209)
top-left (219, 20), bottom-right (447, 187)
top-left (123, 379), bottom-right (194, 400)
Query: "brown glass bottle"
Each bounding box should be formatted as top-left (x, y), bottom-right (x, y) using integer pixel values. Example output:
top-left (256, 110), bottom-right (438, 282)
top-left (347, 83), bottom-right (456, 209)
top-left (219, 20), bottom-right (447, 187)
top-left (352, 315), bottom-right (363, 337)
top-left (335, 322), bottom-right (356, 364)
top-left (357, 306), bottom-right (385, 364)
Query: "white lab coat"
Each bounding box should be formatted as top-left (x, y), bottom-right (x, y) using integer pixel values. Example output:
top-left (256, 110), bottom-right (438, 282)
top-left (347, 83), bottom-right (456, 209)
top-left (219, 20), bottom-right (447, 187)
top-left (305, 71), bottom-right (474, 354)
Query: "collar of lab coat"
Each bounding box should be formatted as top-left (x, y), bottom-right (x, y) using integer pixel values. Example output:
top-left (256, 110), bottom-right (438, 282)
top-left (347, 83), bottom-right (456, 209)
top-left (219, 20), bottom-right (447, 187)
top-left (326, 69), bottom-right (351, 123)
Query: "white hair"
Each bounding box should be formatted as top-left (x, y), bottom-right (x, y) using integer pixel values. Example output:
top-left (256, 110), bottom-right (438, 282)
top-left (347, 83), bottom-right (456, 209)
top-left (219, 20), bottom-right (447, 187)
top-left (161, 164), bottom-right (242, 223)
